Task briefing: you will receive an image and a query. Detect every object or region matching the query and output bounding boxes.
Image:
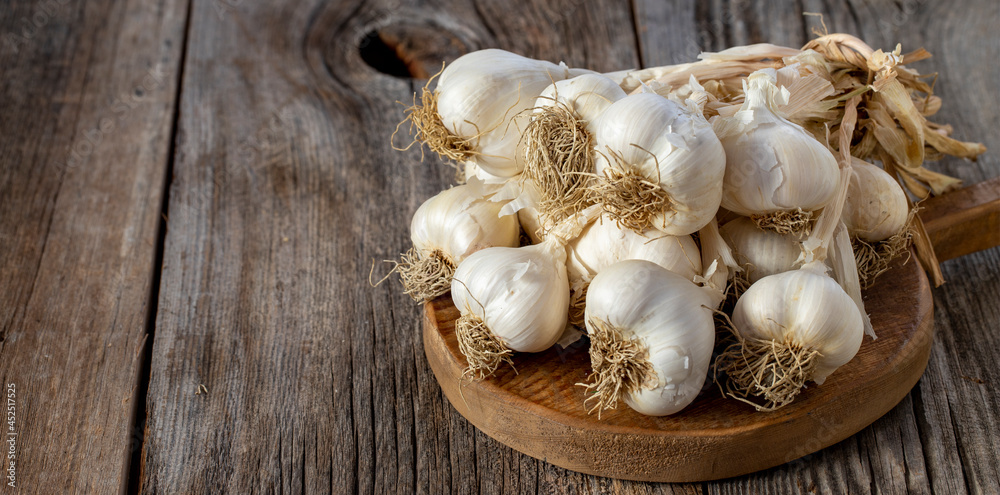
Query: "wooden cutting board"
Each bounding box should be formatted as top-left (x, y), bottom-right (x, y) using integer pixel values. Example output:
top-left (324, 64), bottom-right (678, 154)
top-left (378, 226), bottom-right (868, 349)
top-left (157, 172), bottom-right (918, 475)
top-left (422, 177), bottom-right (1000, 482)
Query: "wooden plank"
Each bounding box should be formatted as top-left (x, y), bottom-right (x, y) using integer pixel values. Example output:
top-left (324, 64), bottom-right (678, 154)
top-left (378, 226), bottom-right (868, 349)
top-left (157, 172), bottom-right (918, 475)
top-left (920, 177), bottom-right (1000, 261)
top-left (0, 0), bottom-right (187, 493)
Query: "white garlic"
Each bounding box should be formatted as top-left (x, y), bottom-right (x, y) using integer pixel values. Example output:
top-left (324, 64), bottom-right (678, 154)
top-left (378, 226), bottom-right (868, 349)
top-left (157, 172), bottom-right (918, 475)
top-left (714, 69), bottom-right (840, 220)
top-left (583, 260), bottom-right (716, 416)
top-left (451, 240), bottom-right (569, 353)
top-left (720, 217), bottom-right (803, 284)
top-left (450, 207), bottom-right (600, 377)
top-left (566, 214), bottom-right (702, 289)
top-left (435, 50), bottom-right (578, 178)
top-left (592, 92), bottom-right (726, 236)
top-left (535, 73), bottom-right (627, 128)
top-left (723, 261), bottom-right (864, 410)
top-left (397, 184), bottom-right (519, 302)
top-left (411, 184), bottom-right (520, 262)
top-left (842, 158), bottom-right (909, 242)
top-left (514, 74), bottom-right (627, 226)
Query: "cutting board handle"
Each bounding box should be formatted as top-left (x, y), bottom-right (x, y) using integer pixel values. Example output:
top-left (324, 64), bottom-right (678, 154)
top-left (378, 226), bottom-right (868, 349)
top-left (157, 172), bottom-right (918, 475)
top-left (919, 176), bottom-right (1000, 262)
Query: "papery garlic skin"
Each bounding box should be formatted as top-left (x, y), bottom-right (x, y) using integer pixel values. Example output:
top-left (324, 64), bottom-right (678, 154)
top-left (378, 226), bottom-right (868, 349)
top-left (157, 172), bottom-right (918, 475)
top-left (437, 50), bottom-right (575, 178)
top-left (411, 184), bottom-right (520, 263)
top-left (451, 241), bottom-right (569, 353)
top-left (535, 73), bottom-right (627, 128)
top-left (733, 261), bottom-right (864, 384)
top-left (593, 93), bottom-right (726, 236)
top-left (567, 215), bottom-right (702, 288)
top-left (842, 159), bottom-right (909, 242)
top-left (720, 217), bottom-right (802, 284)
top-left (585, 260), bottom-right (716, 416)
top-left (714, 69), bottom-right (840, 216)
top-left (462, 160), bottom-right (507, 185)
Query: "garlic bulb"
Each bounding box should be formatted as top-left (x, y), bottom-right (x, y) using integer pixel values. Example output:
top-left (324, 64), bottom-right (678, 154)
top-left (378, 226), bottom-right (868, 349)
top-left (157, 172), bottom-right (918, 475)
top-left (567, 215), bottom-right (702, 286)
top-left (423, 50), bottom-right (579, 178)
top-left (398, 184), bottom-right (519, 302)
top-left (841, 159), bottom-right (912, 288)
top-left (720, 217), bottom-right (803, 285)
top-left (450, 207), bottom-right (599, 377)
top-left (565, 215), bottom-right (702, 326)
top-left (521, 74), bottom-right (627, 224)
top-left (720, 261), bottom-right (864, 410)
top-left (843, 158), bottom-right (909, 242)
top-left (713, 69), bottom-right (840, 232)
top-left (590, 92), bottom-right (726, 236)
top-left (582, 260), bottom-right (716, 416)
top-left (535, 73), bottom-right (627, 128)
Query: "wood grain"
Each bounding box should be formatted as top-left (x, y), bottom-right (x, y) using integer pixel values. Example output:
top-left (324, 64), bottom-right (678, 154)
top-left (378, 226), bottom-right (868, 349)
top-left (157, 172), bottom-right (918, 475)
top-left (3, 0), bottom-right (996, 493)
top-left (920, 176), bottom-right (1000, 262)
top-left (0, 0), bottom-right (186, 493)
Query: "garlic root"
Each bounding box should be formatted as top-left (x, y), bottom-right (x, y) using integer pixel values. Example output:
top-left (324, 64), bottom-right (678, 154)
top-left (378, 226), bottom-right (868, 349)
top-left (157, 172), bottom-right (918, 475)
top-left (455, 313), bottom-right (515, 379)
top-left (750, 208), bottom-right (813, 236)
top-left (521, 101), bottom-right (596, 225)
top-left (397, 248), bottom-right (457, 302)
top-left (395, 78), bottom-right (478, 163)
top-left (588, 162), bottom-right (671, 232)
top-left (579, 319), bottom-right (655, 417)
top-left (852, 216), bottom-right (914, 289)
top-left (716, 337), bottom-right (821, 411)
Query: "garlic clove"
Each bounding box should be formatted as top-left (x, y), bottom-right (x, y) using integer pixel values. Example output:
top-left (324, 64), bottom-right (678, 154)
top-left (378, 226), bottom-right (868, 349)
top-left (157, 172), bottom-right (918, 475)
top-left (535, 73), bottom-right (627, 130)
top-left (720, 216), bottom-right (804, 285)
top-left (410, 184), bottom-right (520, 262)
top-left (450, 239), bottom-right (570, 378)
top-left (566, 214), bottom-right (702, 288)
top-left (519, 74), bottom-right (627, 227)
top-left (436, 50), bottom-right (575, 178)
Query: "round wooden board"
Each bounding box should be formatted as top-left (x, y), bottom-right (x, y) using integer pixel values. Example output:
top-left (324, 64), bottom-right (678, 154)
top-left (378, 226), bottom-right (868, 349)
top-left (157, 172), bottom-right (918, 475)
top-left (422, 257), bottom-right (933, 482)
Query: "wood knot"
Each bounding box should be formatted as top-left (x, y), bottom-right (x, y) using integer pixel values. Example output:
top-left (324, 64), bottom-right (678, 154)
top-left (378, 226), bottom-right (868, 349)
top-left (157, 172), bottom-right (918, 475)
top-left (358, 22), bottom-right (471, 78)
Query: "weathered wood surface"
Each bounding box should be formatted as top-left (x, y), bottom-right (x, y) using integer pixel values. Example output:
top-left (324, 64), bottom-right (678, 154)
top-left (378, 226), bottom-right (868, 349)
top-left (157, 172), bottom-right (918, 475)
top-left (0, 0), bottom-right (186, 493)
top-left (2, 0), bottom-right (998, 493)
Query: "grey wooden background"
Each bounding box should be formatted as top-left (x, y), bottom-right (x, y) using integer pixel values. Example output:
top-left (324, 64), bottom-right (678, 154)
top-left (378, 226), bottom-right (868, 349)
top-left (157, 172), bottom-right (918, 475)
top-left (0, 0), bottom-right (997, 493)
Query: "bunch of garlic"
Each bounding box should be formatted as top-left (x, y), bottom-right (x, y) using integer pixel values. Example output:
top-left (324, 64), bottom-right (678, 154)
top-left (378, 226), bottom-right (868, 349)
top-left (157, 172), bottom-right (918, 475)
top-left (390, 39), bottom-right (983, 419)
top-left (590, 92), bottom-right (726, 236)
top-left (396, 184), bottom-right (520, 302)
top-left (581, 260), bottom-right (717, 416)
top-left (713, 69), bottom-right (840, 234)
